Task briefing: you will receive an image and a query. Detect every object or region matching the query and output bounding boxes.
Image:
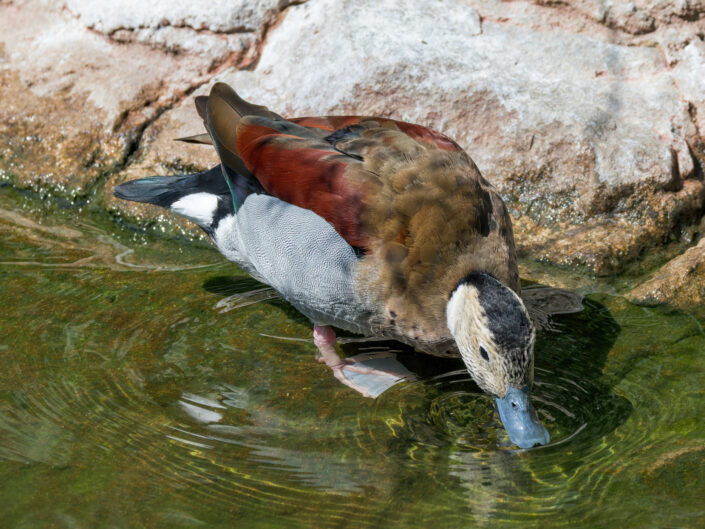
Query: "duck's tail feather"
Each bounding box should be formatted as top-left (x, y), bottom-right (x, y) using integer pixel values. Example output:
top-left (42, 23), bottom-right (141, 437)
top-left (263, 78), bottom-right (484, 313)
top-left (114, 83), bottom-right (284, 232)
top-left (202, 83), bottom-right (286, 181)
top-left (175, 133), bottom-right (213, 145)
top-left (113, 165), bottom-right (261, 232)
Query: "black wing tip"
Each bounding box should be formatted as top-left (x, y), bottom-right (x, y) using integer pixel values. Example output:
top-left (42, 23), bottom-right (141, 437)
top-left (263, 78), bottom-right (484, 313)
top-left (113, 168), bottom-right (233, 209)
top-left (112, 177), bottom-right (174, 207)
top-left (112, 180), bottom-right (140, 200)
top-left (112, 184), bottom-right (129, 200)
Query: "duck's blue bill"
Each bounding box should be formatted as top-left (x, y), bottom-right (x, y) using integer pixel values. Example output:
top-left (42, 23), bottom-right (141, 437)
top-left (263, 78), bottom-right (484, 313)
top-left (495, 385), bottom-right (550, 449)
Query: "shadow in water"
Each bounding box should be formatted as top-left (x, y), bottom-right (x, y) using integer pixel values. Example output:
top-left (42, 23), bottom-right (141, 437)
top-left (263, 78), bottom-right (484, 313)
top-left (532, 297), bottom-right (632, 448)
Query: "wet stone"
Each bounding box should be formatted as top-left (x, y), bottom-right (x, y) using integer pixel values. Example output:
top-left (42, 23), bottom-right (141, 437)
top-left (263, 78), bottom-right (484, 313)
top-left (628, 233), bottom-right (705, 316)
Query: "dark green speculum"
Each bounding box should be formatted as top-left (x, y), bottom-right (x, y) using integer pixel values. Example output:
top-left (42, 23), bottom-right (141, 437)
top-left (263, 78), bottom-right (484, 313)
top-left (1, 186), bottom-right (704, 528)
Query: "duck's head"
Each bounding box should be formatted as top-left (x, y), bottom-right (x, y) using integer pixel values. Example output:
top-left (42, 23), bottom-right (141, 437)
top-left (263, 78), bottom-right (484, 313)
top-left (446, 272), bottom-right (549, 449)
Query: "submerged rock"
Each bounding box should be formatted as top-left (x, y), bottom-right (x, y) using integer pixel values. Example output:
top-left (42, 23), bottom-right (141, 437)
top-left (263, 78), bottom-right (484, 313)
top-left (628, 229), bottom-right (705, 313)
top-left (3, 0), bottom-right (705, 277)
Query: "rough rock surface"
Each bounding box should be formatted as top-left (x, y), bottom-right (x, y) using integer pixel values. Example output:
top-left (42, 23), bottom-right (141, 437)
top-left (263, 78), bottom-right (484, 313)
top-left (544, 0), bottom-right (705, 35)
top-left (3, 0), bottom-right (705, 280)
top-left (0, 0), bottom-right (292, 196)
top-left (63, 0), bottom-right (295, 66)
top-left (628, 224), bottom-right (705, 313)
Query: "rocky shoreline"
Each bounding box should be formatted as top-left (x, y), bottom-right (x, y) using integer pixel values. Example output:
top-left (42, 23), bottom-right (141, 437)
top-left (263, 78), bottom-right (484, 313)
top-left (1, 0), bottom-right (704, 313)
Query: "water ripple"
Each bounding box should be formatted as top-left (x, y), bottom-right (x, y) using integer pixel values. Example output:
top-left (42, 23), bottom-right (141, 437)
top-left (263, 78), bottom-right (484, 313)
top-left (2, 188), bottom-right (704, 528)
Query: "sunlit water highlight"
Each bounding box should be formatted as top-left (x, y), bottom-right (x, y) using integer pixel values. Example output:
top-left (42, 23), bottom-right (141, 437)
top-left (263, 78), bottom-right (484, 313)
top-left (0, 187), bottom-right (704, 528)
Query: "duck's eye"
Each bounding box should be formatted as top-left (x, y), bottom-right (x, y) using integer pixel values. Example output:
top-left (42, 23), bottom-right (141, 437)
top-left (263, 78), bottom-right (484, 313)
top-left (479, 346), bottom-right (489, 362)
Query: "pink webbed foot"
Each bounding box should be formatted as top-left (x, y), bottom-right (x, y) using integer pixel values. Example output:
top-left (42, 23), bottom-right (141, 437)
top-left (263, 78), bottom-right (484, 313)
top-left (313, 324), bottom-right (415, 398)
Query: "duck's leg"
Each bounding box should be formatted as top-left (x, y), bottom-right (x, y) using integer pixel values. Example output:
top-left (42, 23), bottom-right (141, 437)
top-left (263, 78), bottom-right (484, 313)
top-left (313, 324), bottom-right (414, 398)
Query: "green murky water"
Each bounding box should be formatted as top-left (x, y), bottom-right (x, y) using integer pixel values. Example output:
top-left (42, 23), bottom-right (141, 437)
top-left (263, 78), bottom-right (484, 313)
top-left (1, 186), bottom-right (704, 528)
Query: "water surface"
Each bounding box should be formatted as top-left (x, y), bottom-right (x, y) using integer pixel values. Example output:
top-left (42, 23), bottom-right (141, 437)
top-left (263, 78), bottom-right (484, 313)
top-left (1, 187), bottom-right (704, 528)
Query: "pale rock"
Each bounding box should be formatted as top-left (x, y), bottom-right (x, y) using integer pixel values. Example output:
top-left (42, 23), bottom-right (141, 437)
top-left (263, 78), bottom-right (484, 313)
top-left (199, 0), bottom-right (705, 272)
top-left (4, 0), bottom-right (705, 276)
top-left (0, 0), bottom-right (292, 195)
top-left (64, 0), bottom-right (290, 34)
top-left (64, 0), bottom-right (299, 65)
top-left (670, 38), bottom-right (705, 136)
top-left (548, 0), bottom-right (705, 34)
top-left (0, 0), bottom-right (218, 194)
top-left (108, 26), bottom-right (250, 63)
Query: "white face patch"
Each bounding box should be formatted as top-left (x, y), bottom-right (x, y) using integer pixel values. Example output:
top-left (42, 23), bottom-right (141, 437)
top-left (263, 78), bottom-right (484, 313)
top-left (170, 192), bottom-right (219, 227)
top-left (446, 283), bottom-right (508, 397)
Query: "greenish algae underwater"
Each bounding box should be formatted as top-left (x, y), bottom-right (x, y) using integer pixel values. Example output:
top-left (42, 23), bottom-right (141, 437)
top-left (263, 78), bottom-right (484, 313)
top-left (0, 186), bottom-right (703, 528)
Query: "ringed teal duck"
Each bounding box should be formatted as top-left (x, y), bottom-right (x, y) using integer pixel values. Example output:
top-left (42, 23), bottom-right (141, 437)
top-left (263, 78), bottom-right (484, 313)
top-left (114, 82), bottom-right (550, 448)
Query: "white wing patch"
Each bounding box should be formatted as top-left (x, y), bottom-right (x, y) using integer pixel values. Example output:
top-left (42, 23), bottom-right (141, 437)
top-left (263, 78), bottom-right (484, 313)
top-left (171, 192), bottom-right (218, 227)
